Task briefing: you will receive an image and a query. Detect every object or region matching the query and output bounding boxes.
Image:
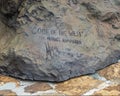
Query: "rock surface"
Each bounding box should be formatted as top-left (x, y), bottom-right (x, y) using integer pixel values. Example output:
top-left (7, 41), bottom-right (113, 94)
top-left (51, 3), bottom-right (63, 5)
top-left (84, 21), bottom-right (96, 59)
top-left (56, 76), bottom-right (102, 95)
top-left (99, 63), bottom-right (120, 80)
top-left (0, 63), bottom-right (120, 95)
top-left (0, 0), bottom-right (120, 82)
top-left (24, 82), bottom-right (52, 93)
top-left (0, 90), bottom-right (16, 96)
top-left (94, 84), bottom-right (120, 96)
top-left (0, 75), bottom-right (19, 86)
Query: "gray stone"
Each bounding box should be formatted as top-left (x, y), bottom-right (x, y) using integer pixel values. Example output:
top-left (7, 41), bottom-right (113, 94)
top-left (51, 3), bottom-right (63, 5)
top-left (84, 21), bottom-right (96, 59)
top-left (0, 0), bottom-right (120, 82)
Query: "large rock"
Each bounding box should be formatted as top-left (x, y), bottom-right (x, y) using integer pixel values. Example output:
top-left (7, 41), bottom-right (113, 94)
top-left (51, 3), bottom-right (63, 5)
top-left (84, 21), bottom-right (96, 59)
top-left (0, 0), bottom-right (120, 82)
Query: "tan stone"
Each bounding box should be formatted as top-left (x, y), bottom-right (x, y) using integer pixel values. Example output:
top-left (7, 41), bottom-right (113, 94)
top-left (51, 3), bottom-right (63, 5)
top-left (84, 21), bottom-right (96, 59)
top-left (98, 63), bottom-right (120, 81)
top-left (0, 90), bottom-right (16, 96)
top-left (0, 75), bottom-right (20, 87)
top-left (24, 82), bottom-right (52, 93)
top-left (94, 84), bottom-right (120, 96)
top-left (55, 76), bottom-right (103, 95)
top-left (41, 93), bottom-right (64, 96)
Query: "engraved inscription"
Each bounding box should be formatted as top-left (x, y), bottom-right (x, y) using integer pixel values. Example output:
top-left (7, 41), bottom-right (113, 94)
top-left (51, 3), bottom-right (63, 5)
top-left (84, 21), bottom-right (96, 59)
top-left (62, 38), bottom-right (81, 44)
top-left (32, 26), bottom-right (81, 37)
top-left (23, 18), bottom-right (83, 61)
top-left (30, 25), bottom-right (82, 45)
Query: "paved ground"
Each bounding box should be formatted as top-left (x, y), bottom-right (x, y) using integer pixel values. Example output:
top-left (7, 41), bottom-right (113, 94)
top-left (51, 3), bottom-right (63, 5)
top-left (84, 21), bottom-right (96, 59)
top-left (0, 62), bottom-right (120, 95)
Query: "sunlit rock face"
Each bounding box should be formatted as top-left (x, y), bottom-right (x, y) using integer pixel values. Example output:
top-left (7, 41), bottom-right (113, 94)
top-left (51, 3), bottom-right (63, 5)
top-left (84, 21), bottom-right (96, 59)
top-left (0, 0), bottom-right (120, 82)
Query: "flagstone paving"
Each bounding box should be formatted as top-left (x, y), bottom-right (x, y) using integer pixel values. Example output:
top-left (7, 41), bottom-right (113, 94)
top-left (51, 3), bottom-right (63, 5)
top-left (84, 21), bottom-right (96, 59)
top-left (0, 63), bottom-right (120, 95)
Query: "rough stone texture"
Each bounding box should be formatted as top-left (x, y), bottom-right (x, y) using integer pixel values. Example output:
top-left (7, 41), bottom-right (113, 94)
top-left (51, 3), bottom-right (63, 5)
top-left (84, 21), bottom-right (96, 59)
top-left (24, 82), bottom-right (52, 93)
top-left (0, 75), bottom-right (20, 86)
top-left (56, 76), bottom-right (103, 95)
top-left (40, 93), bottom-right (64, 96)
top-left (0, 0), bottom-right (120, 82)
top-left (0, 90), bottom-right (16, 96)
top-left (0, 67), bottom-right (120, 96)
top-left (99, 63), bottom-right (120, 80)
top-left (94, 84), bottom-right (120, 96)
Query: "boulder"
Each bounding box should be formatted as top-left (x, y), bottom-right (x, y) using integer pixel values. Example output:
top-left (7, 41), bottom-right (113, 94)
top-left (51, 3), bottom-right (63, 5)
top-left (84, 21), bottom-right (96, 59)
top-left (0, 0), bottom-right (120, 82)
